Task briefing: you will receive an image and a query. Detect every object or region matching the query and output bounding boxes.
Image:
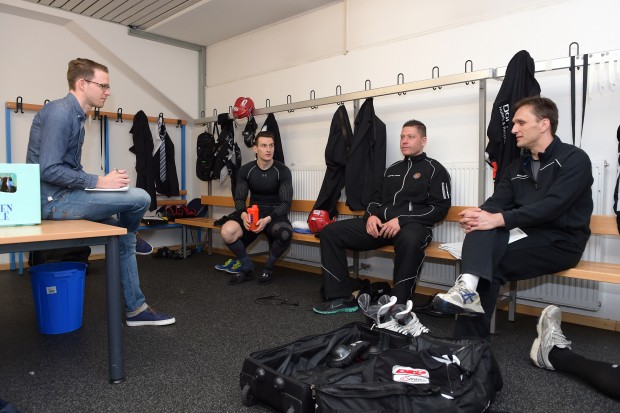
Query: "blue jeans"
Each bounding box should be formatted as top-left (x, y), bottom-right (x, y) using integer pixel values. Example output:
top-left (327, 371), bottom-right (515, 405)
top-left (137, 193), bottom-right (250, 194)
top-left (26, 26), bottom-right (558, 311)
top-left (41, 187), bottom-right (151, 316)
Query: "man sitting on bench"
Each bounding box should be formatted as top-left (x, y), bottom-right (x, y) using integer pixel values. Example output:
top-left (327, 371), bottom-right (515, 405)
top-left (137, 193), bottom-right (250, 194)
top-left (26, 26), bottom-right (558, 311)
top-left (313, 119), bottom-right (451, 314)
top-left (221, 131), bottom-right (294, 285)
top-left (432, 96), bottom-right (594, 342)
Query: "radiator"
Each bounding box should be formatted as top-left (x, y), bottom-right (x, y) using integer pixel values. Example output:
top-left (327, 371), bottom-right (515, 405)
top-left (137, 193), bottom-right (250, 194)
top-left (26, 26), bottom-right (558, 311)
top-left (287, 166), bottom-right (328, 264)
top-left (287, 162), bottom-right (604, 311)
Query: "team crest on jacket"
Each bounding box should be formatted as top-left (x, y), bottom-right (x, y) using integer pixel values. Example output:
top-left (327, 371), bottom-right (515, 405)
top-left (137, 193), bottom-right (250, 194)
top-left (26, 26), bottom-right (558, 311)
top-left (413, 172), bottom-right (421, 179)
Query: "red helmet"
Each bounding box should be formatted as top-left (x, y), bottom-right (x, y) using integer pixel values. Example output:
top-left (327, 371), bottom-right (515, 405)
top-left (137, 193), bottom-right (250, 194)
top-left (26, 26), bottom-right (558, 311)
top-left (307, 210), bottom-right (336, 233)
top-left (233, 96), bottom-right (255, 119)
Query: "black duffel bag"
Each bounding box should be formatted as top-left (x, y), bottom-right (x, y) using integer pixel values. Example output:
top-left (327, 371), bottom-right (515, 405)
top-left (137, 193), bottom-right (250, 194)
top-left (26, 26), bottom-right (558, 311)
top-left (239, 322), bottom-right (502, 413)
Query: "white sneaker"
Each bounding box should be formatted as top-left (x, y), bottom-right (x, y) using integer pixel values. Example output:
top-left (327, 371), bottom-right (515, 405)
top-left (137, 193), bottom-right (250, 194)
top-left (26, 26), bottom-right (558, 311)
top-left (433, 275), bottom-right (484, 314)
top-left (530, 305), bottom-right (572, 370)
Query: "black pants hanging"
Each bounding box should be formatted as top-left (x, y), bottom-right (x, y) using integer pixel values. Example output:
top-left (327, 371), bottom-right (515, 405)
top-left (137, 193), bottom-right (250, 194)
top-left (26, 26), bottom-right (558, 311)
top-left (320, 218), bottom-right (431, 304)
top-left (454, 227), bottom-right (584, 341)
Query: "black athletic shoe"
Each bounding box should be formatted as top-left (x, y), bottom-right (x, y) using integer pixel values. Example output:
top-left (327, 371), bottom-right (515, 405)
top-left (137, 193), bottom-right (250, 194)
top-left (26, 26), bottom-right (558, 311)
top-left (257, 271), bottom-right (273, 284)
top-left (228, 269), bottom-right (254, 285)
top-left (313, 296), bottom-right (358, 315)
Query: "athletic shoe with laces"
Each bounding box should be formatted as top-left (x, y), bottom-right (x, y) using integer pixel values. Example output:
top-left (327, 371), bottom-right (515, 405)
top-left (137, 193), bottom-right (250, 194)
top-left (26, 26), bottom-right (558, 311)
top-left (393, 300), bottom-right (430, 337)
top-left (313, 296), bottom-right (358, 315)
top-left (135, 234), bottom-right (153, 255)
top-left (375, 299), bottom-right (430, 337)
top-left (226, 260), bottom-right (242, 274)
top-left (126, 307), bottom-right (175, 326)
top-left (214, 259), bottom-right (241, 273)
top-left (530, 305), bottom-right (572, 370)
top-left (432, 275), bottom-right (484, 314)
top-left (375, 297), bottom-right (409, 334)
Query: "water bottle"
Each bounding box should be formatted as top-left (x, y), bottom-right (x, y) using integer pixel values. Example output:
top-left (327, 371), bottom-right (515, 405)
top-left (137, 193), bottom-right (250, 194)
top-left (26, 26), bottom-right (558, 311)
top-left (247, 204), bottom-right (259, 230)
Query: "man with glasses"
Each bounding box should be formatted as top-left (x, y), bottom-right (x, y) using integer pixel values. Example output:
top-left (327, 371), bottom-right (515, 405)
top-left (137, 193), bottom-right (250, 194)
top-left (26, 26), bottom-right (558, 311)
top-left (26, 58), bottom-right (175, 327)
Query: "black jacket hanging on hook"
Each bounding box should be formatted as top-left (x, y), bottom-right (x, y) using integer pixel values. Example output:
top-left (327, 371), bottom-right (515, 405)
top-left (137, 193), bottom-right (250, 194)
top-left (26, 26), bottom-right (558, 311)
top-left (153, 121), bottom-right (180, 197)
top-left (345, 98), bottom-right (387, 210)
top-left (261, 113), bottom-right (285, 163)
top-left (486, 50), bottom-right (541, 185)
top-left (213, 113), bottom-right (242, 197)
top-left (129, 110), bottom-right (157, 211)
top-left (311, 105), bottom-right (353, 219)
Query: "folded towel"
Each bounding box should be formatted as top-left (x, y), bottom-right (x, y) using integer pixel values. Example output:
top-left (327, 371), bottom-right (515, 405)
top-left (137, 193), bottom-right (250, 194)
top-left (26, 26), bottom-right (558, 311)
top-left (439, 242), bottom-right (463, 260)
top-left (292, 221), bottom-right (312, 234)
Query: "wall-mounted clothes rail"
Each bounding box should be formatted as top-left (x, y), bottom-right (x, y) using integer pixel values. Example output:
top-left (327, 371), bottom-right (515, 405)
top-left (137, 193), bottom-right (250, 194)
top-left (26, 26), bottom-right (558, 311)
top-left (495, 48), bottom-right (620, 78)
top-left (5, 102), bottom-right (187, 126)
top-left (4, 101), bottom-right (188, 273)
top-left (194, 69), bottom-right (495, 125)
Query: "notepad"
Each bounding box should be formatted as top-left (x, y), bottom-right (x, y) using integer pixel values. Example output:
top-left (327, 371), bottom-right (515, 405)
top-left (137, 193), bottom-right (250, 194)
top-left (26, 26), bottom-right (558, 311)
top-left (85, 186), bottom-right (129, 192)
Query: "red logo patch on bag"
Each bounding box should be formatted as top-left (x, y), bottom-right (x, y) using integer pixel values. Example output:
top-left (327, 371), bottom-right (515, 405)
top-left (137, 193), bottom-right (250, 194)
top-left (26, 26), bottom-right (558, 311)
top-left (392, 365), bottom-right (430, 384)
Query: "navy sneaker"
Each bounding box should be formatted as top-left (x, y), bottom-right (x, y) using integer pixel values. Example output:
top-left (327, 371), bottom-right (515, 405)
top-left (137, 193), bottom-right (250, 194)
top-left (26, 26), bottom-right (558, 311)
top-left (313, 296), bottom-right (358, 315)
top-left (135, 234), bottom-right (154, 255)
top-left (126, 307), bottom-right (175, 326)
top-left (226, 260), bottom-right (242, 274)
top-left (215, 259), bottom-right (240, 273)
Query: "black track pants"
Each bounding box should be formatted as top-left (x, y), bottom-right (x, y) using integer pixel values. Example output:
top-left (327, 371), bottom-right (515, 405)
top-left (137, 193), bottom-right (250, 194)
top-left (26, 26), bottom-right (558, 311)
top-left (320, 218), bottom-right (431, 303)
top-left (454, 227), bottom-right (584, 341)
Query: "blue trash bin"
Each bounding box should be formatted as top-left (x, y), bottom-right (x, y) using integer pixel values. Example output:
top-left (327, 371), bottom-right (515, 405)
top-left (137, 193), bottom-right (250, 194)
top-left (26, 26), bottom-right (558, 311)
top-left (29, 262), bottom-right (87, 334)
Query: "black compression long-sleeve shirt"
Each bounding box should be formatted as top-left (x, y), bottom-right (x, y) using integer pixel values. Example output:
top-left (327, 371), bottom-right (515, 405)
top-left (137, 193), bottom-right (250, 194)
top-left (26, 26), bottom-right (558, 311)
top-left (234, 160), bottom-right (293, 219)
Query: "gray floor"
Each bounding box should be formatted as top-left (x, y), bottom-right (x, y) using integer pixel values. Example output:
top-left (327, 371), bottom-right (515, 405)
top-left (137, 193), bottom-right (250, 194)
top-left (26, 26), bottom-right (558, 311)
top-left (1, 252), bottom-right (619, 413)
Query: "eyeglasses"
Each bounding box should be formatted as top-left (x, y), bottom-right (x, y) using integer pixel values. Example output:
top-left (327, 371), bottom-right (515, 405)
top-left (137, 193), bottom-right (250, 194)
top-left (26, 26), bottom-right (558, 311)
top-left (84, 79), bottom-right (111, 91)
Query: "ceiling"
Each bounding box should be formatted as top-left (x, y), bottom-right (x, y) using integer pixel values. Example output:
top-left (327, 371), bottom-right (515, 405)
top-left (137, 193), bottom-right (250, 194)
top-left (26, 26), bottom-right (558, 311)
top-left (23, 0), bottom-right (341, 46)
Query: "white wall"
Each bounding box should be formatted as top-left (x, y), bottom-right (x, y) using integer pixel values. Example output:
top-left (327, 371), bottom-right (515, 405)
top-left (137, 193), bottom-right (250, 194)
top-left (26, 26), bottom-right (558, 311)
top-left (0, 0), bottom-right (200, 255)
top-left (204, 0), bottom-right (620, 320)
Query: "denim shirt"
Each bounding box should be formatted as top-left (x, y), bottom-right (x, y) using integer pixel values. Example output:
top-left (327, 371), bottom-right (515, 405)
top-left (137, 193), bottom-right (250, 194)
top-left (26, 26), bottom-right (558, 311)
top-left (26, 93), bottom-right (99, 203)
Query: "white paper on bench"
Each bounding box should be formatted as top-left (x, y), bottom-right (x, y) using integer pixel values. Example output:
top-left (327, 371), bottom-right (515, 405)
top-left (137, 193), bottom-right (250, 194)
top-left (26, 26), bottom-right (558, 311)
top-left (439, 228), bottom-right (528, 259)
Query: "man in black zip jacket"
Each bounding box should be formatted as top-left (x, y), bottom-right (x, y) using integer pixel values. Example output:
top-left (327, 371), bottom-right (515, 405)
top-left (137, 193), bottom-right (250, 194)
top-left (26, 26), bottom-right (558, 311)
top-left (313, 120), bottom-right (451, 315)
top-left (433, 96), bottom-right (594, 341)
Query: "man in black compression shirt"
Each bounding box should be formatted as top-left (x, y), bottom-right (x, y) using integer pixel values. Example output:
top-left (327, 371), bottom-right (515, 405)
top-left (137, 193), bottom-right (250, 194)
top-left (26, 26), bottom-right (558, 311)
top-left (221, 131), bottom-right (294, 285)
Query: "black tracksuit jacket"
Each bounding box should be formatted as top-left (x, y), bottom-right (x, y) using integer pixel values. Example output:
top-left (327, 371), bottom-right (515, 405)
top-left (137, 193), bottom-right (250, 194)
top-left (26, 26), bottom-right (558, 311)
top-left (482, 136), bottom-right (593, 251)
top-left (365, 153), bottom-right (451, 227)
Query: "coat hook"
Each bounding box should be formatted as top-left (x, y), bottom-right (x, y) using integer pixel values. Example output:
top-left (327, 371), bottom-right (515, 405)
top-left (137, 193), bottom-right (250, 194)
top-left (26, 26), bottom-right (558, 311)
top-left (43, 99), bottom-right (50, 106)
top-left (213, 109), bottom-right (217, 117)
top-left (464, 60), bottom-right (475, 85)
top-left (177, 119), bottom-right (182, 128)
top-left (14, 96), bottom-right (23, 113)
top-left (310, 90), bottom-right (318, 109)
top-left (397, 73), bottom-right (406, 95)
top-left (569, 42), bottom-right (580, 57)
top-left (93, 107), bottom-right (101, 120)
top-left (365, 79), bottom-right (372, 91)
top-left (200, 110), bottom-right (205, 118)
top-left (228, 105), bottom-right (233, 114)
top-left (265, 98), bottom-right (271, 108)
top-left (336, 85), bottom-right (343, 105)
top-left (569, 41), bottom-right (581, 71)
top-left (432, 66), bottom-right (442, 90)
top-left (158, 112), bottom-right (164, 124)
top-left (286, 94), bottom-right (294, 113)
top-left (116, 107), bottom-right (123, 122)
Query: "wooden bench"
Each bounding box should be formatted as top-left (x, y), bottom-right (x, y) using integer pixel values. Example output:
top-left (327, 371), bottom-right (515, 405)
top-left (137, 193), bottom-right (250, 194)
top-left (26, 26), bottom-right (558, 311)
top-left (176, 196), bottom-right (620, 327)
top-left (175, 196), bottom-right (467, 265)
top-left (138, 190), bottom-right (189, 231)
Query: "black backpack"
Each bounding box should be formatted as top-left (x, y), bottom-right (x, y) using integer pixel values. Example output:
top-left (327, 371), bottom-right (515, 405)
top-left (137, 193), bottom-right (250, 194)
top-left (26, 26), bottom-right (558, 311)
top-left (196, 131), bottom-right (217, 181)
